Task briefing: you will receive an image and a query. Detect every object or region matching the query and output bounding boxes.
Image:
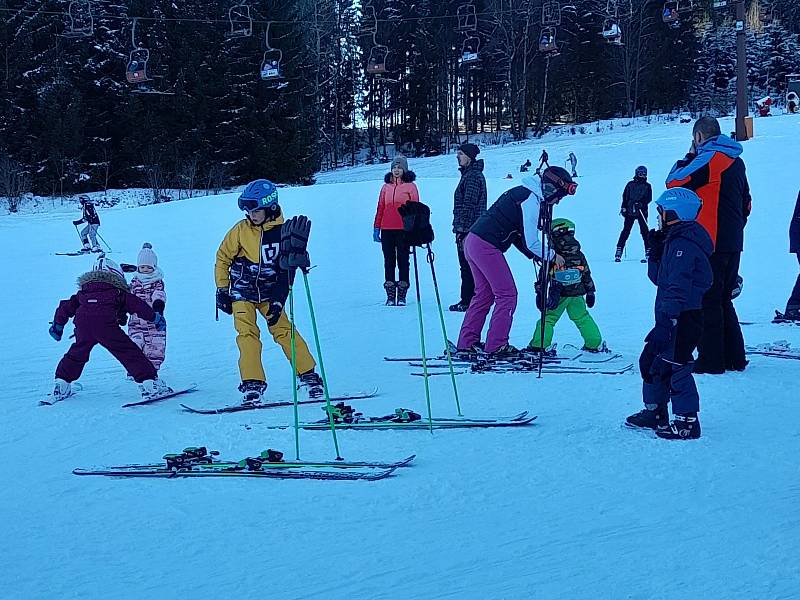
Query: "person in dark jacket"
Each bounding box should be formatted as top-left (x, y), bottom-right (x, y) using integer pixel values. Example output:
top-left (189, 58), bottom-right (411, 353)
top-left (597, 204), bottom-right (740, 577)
top-left (777, 190), bottom-right (800, 321)
top-left (536, 149), bottom-right (550, 174)
top-left (73, 196), bottom-right (102, 253)
top-left (456, 167), bottom-right (577, 358)
top-left (626, 188), bottom-right (713, 440)
top-left (527, 218), bottom-right (603, 353)
top-left (450, 143), bottom-right (487, 311)
top-left (615, 165), bottom-right (652, 262)
top-left (666, 116), bottom-right (751, 373)
top-left (48, 256), bottom-right (170, 403)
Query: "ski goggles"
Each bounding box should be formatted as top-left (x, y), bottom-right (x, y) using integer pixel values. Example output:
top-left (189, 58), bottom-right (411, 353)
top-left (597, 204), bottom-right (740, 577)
top-left (238, 189), bottom-right (279, 212)
top-left (542, 171), bottom-right (577, 201)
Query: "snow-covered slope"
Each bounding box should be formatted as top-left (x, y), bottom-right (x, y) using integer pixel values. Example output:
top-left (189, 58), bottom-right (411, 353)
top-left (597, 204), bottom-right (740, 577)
top-left (3, 115), bottom-right (800, 599)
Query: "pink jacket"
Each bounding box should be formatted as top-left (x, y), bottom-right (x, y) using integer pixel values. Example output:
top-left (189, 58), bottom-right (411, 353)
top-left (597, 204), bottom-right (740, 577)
top-left (373, 171), bottom-right (420, 230)
top-left (128, 273), bottom-right (167, 369)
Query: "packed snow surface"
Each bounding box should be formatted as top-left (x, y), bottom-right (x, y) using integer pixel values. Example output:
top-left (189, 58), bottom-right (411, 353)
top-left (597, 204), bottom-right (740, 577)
top-left (3, 115), bottom-right (800, 599)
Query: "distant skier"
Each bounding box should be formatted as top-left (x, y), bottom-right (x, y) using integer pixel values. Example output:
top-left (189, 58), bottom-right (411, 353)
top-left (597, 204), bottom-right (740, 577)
top-left (127, 243), bottom-right (167, 372)
top-left (48, 256), bottom-right (170, 403)
top-left (73, 196), bottom-right (102, 253)
top-left (536, 149), bottom-right (550, 174)
top-left (451, 143), bottom-right (487, 312)
top-left (625, 188), bottom-right (712, 440)
top-left (527, 218), bottom-right (605, 354)
top-left (567, 152), bottom-right (578, 177)
top-left (373, 155), bottom-right (420, 306)
top-left (519, 159), bottom-right (531, 173)
top-left (775, 190), bottom-right (800, 322)
top-left (615, 165), bottom-right (652, 263)
top-left (215, 179), bottom-right (324, 404)
top-left (455, 167), bottom-right (577, 358)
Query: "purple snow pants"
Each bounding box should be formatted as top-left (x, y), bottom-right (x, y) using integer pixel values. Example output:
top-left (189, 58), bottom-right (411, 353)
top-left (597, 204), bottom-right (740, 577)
top-left (56, 318), bottom-right (157, 384)
top-left (456, 233), bottom-right (517, 354)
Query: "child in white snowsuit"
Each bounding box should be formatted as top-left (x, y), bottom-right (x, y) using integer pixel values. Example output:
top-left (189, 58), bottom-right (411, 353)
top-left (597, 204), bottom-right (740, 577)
top-left (128, 243), bottom-right (167, 371)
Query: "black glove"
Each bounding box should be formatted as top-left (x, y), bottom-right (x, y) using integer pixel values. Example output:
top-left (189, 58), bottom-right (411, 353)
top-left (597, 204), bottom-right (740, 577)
top-left (216, 288), bottom-right (233, 315)
top-left (266, 301), bottom-right (284, 327)
top-left (455, 231), bottom-right (468, 251)
top-left (152, 299), bottom-right (165, 314)
top-left (49, 322), bottom-right (64, 341)
top-left (72, 220), bottom-right (81, 226)
top-left (585, 292), bottom-right (595, 309)
top-left (279, 216), bottom-right (312, 271)
top-left (648, 229), bottom-right (667, 262)
top-left (152, 313), bottom-right (167, 332)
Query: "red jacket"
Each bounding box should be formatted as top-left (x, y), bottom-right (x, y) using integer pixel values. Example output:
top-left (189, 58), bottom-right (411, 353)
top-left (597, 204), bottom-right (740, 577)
top-left (373, 171), bottom-right (420, 230)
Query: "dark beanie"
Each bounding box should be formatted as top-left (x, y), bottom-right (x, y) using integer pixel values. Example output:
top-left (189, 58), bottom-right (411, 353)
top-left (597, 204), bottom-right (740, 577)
top-left (459, 143), bottom-right (480, 161)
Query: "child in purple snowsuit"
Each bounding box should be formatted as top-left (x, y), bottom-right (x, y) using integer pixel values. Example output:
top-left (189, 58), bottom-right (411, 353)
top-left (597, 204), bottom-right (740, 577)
top-left (128, 243), bottom-right (167, 371)
top-left (48, 257), bottom-right (170, 402)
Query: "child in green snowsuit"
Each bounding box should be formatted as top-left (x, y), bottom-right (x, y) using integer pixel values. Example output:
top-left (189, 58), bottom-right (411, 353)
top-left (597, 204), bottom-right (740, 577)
top-left (528, 218), bottom-right (603, 351)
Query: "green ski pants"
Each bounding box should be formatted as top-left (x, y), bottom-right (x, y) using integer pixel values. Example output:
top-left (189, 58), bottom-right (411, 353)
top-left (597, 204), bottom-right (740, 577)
top-left (528, 296), bottom-right (602, 350)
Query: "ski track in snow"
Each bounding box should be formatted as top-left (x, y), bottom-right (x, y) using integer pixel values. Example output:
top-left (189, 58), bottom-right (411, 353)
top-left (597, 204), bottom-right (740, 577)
top-left (3, 115), bottom-right (800, 599)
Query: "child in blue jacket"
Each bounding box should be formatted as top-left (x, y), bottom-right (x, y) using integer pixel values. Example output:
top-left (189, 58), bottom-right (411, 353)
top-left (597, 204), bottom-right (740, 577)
top-left (625, 188), bottom-right (713, 440)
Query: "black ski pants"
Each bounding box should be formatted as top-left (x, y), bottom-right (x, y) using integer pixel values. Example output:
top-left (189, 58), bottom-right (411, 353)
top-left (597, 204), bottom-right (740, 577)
top-left (786, 254), bottom-right (800, 312)
top-left (697, 251), bottom-right (747, 372)
top-left (616, 213), bottom-right (650, 251)
top-left (456, 233), bottom-right (475, 305)
top-left (380, 229), bottom-right (410, 285)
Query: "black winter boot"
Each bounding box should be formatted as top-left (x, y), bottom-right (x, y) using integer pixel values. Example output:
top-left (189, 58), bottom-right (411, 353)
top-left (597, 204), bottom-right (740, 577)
top-left (614, 247), bottom-right (623, 262)
top-left (298, 370), bottom-right (324, 399)
top-left (396, 281), bottom-right (409, 306)
top-left (239, 380), bottom-right (267, 405)
top-left (384, 281), bottom-right (397, 306)
top-left (625, 403), bottom-right (669, 430)
top-left (656, 413), bottom-right (701, 440)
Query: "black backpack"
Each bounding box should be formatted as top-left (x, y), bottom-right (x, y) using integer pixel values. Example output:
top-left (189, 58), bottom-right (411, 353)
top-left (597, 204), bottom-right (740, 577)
top-left (397, 201), bottom-right (434, 247)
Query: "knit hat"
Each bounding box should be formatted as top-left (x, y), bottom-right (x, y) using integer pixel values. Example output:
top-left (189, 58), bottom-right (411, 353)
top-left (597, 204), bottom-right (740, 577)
top-left (391, 155), bottom-right (409, 173)
top-left (137, 242), bottom-right (158, 268)
top-left (458, 143), bottom-right (480, 161)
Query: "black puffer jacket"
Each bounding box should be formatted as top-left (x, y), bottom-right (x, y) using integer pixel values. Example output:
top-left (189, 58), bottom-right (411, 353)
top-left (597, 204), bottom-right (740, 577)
top-left (790, 190), bottom-right (800, 254)
top-left (620, 178), bottom-right (652, 217)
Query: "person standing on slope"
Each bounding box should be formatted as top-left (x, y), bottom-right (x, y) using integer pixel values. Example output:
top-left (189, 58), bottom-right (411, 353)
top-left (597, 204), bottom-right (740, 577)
top-left (48, 256), bottom-right (170, 403)
top-left (127, 243), bottom-right (167, 372)
top-left (665, 115), bottom-right (751, 373)
top-left (215, 180), bottom-right (323, 404)
top-left (536, 149), bottom-right (550, 174)
top-left (615, 165), bottom-right (652, 263)
top-left (450, 142), bottom-right (487, 312)
top-left (776, 190), bottom-right (800, 322)
top-left (73, 196), bottom-right (102, 253)
top-left (625, 188), bottom-right (713, 440)
top-left (456, 167), bottom-right (577, 358)
top-left (567, 152), bottom-right (578, 177)
top-left (373, 155), bottom-right (420, 306)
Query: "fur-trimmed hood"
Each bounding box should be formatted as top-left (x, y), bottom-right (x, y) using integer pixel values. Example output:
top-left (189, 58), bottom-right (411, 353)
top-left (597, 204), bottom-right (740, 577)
top-left (384, 170), bottom-right (417, 184)
top-left (77, 269), bottom-right (129, 291)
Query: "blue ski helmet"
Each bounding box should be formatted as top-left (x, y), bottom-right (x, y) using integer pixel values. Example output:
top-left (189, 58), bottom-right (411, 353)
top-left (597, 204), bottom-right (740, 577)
top-left (635, 165), bottom-right (647, 178)
top-left (238, 179), bottom-right (279, 212)
top-left (655, 188), bottom-right (702, 224)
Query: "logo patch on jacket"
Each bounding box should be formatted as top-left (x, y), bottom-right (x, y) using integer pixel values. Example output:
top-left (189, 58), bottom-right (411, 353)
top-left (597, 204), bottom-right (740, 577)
top-left (676, 250), bottom-right (683, 257)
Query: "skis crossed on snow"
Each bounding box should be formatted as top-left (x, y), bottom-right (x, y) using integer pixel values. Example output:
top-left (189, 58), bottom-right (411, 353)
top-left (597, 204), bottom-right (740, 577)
top-left (73, 446), bottom-right (415, 481)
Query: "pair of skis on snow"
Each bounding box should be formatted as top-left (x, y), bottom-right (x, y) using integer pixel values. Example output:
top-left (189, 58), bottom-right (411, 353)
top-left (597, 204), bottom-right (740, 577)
top-left (73, 446), bottom-right (415, 481)
top-left (746, 341), bottom-right (800, 361)
top-left (385, 348), bottom-right (634, 376)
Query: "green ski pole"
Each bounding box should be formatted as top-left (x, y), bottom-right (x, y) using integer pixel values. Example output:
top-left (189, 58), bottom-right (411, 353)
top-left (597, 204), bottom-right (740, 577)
top-left (411, 247), bottom-right (434, 433)
top-left (425, 243), bottom-right (461, 416)
top-left (288, 286), bottom-right (301, 461)
top-left (301, 269), bottom-right (343, 460)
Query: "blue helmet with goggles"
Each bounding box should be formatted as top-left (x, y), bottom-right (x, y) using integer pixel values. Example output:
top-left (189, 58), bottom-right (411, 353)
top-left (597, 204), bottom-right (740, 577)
top-left (238, 179), bottom-right (279, 212)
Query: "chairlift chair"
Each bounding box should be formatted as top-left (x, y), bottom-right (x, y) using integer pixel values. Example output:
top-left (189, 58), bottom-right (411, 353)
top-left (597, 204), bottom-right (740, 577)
top-left (712, 0), bottom-right (727, 9)
top-left (226, 4), bottom-right (253, 38)
top-left (62, 0), bottom-right (93, 38)
top-left (542, 1), bottom-right (561, 27)
top-left (260, 49), bottom-right (286, 88)
top-left (601, 20), bottom-right (623, 45)
top-left (458, 36), bottom-right (481, 67)
top-left (456, 3), bottom-right (478, 32)
top-left (677, 0), bottom-right (693, 13)
top-left (366, 45), bottom-right (389, 75)
top-left (662, 1), bottom-right (679, 26)
top-left (538, 27), bottom-right (558, 54)
top-left (126, 48), bottom-right (152, 84)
